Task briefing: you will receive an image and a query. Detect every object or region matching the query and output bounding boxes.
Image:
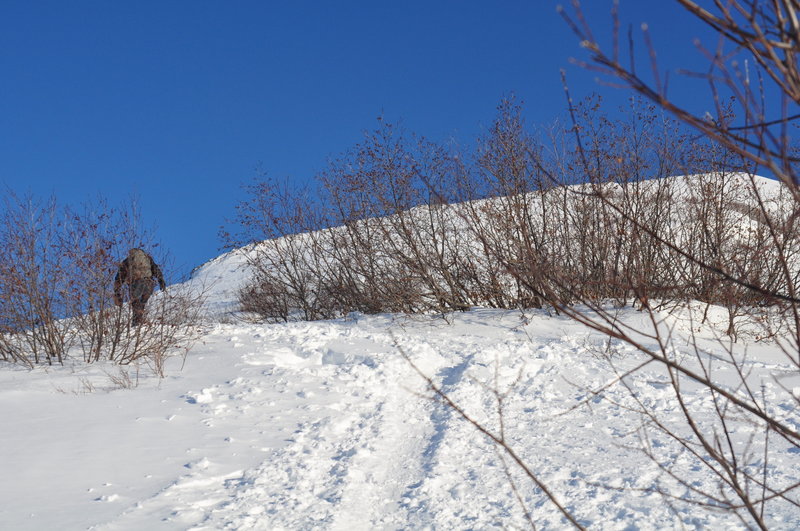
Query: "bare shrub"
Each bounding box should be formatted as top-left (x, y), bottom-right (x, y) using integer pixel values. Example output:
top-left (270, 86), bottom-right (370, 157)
top-left (225, 97), bottom-right (789, 328)
top-left (478, 1), bottom-right (800, 525)
top-left (0, 193), bottom-right (204, 370)
top-left (0, 192), bottom-right (74, 365)
top-left (112, 282), bottom-right (205, 376)
top-left (226, 119), bottom-right (489, 320)
top-left (223, 177), bottom-right (333, 321)
top-left (104, 367), bottom-right (139, 390)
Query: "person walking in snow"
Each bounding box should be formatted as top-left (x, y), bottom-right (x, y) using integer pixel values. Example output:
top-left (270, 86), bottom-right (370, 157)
top-left (113, 248), bottom-right (166, 326)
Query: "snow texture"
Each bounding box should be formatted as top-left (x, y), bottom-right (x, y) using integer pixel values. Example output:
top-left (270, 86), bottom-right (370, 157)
top-left (2, 178), bottom-right (800, 529)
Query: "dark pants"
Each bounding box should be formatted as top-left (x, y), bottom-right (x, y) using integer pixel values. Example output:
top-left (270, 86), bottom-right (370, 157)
top-left (129, 278), bottom-right (155, 326)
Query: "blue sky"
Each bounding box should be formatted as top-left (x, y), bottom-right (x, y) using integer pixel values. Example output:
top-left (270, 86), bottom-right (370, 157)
top-left (1, 1), bottom-right (714, 277)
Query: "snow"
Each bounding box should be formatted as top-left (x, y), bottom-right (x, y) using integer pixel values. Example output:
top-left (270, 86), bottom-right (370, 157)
top-left (2, 177), bottom-right (800, 529)
top-left (2, 304), bottom-right (798, 529)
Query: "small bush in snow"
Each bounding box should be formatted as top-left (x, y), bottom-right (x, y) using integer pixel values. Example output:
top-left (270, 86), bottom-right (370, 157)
top-left (0, 193), bottom-right (204, 371)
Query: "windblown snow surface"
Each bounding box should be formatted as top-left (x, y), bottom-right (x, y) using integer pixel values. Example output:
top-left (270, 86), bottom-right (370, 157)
top-left (2, 181), bottom-right (800, 529)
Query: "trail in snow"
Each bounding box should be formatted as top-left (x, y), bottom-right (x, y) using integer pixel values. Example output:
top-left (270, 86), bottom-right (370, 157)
top-left (2, 242), bottom-right (799, 531)
top-left (61, 308), bottom-right (793, 530)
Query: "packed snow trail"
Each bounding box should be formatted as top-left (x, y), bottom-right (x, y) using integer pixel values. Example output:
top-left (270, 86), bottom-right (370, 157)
top-left (2, 308), bottom-right (799, 529)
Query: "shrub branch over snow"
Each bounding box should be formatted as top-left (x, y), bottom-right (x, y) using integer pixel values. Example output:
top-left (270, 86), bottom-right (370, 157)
top-left (220, 2), bottom-right (800, 526)
top-left (554, 1), bottom-right (800, 527)
top-left (0, 194), bottom-right (205, 373)
top-left (224, 99), bottom-right (796, 337)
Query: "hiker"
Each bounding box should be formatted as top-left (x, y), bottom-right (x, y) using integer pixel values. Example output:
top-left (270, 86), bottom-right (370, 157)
top-left (113, 248), bottom-right (167, 326)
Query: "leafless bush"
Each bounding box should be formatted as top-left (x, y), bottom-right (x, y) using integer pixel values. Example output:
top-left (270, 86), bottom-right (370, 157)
top-left (223, 178), bottom-right (335, 321)
top-left (109, 282), bottom-right (205, 376)
top-left (103, 366), bottom-right (140, 390)
top-left (225, 120), bottom-right (490, 320)
top-left (0, 193), bottom-right (205, 370)
top-left (225, 96), bottom-right (793, 332)
top-left (497, 1), bottom-right (800, 526)
top-left (0, 192), bottom-right (74, 366)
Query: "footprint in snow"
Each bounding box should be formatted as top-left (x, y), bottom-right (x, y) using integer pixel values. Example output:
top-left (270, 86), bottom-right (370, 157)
top-left (185, 388), bottom-right (214, 404)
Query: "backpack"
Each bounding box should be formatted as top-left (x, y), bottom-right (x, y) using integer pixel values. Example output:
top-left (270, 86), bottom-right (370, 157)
top-left (127, 248), bottom-right (152, 281)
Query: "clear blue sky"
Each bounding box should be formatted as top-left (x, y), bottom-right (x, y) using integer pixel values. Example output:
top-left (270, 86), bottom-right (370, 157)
top-left (1, 1), bottom-right (714, 278)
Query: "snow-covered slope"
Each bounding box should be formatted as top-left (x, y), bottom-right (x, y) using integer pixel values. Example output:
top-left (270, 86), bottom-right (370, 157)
top-left (1, 174), bottom-right (798, 529)
top-left (1, 307), bottom-right (798, 528)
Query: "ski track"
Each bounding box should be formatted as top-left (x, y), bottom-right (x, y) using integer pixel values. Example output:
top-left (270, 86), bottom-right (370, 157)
top-left (72, 310), bottom-right (800, 529)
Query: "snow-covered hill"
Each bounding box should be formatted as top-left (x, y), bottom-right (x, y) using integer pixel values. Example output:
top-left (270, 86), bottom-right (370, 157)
top-left (1, 175), bottom-right (799, 529)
